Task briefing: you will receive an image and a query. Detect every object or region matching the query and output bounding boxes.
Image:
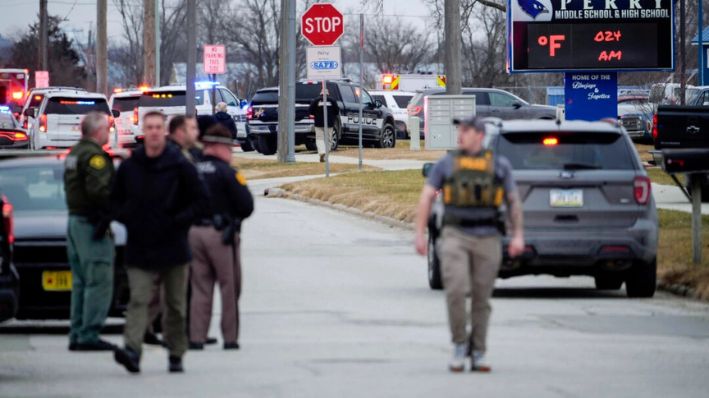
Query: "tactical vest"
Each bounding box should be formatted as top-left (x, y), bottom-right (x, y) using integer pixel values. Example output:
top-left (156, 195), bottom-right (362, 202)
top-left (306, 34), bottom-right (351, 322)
top-left (442, 150), bottom-right (505, 227)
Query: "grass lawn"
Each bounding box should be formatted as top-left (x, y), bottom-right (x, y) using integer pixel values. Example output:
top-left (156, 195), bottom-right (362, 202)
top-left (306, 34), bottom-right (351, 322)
top-left (232, 157), bottom-right (376, 180)
top-left (281, 169), bottom-right (709, 299)
top-left (336, 139), bottom-right (446, 162)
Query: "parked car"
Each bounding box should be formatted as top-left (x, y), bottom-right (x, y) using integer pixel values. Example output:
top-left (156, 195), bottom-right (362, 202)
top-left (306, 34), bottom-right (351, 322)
top-left (0, 107), bottom-right (29, 149)
top-left (408, 88), bottom-right (556, 138)
top-left (618, 95), bottom-right (653, 143)
top-left (247, 80), bottom-right (398, 155)
top-left (0, 154), bottom-right (129, 319)
top-left (0, 193), bottom-right (19, 322)
top-left (426, 120), bottom-right (658, 298)
top-left (369, 90), bottom-right (415, 138)
top-left (109, 89), bottom-right (142, 148)
top-left (23, 90), bottom-right (117, 150)
top-left (18, 87), bottom-right (87, 131)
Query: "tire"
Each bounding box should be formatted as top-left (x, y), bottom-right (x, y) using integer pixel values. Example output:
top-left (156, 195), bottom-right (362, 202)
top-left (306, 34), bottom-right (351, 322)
top-left (257, 135), bottom-right (277, 155)
top-left (625, 259), bottom-right (657, 298)
top-left (375, 124), bottom-right (396, 148)
top-left (305, 140), bottom-right (317, 151)
top-left (594, 274), bottom-right (623, 290)
top-left (329, 121), bottom-right (340, 151)
top-left (428, 234), bottom-right (443, 290)
top-left (239, 139), bottom-right (254, 152)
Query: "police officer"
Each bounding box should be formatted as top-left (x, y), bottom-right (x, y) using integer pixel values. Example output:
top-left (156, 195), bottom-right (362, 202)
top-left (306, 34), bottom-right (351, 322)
top-left (64, 111), bottom-right (116, 352)
top-left (414, 116), bottom-right (525, 373)
top-left (189, 124), bottom-right (253, 350)
top-left (168, 115), bottom-right (203, 162)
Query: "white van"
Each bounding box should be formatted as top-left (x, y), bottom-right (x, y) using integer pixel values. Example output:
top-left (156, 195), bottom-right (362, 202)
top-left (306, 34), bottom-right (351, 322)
top-left (108, 90), bottom-right (141, 148)
top-left (369, 90), bottom-right (415, 138)
top-left (25, 91), bottom-right (113, 150)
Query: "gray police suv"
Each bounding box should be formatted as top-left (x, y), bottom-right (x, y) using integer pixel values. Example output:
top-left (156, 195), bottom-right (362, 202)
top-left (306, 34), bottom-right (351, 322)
top-left (427, 120), bottom-right (658, 298)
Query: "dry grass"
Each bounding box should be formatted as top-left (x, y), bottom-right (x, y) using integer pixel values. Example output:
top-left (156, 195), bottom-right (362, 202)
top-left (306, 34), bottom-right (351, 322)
top-left (635, 143), bottom-right (654, 163)
top-left (335, 140), bottom-right (446, 161)
top-left (281, 171), bottom-right (709, 300)
top-left (647, 167), bottom-right (678, 186)
top-left (232, 157), bottom-right (376, 180)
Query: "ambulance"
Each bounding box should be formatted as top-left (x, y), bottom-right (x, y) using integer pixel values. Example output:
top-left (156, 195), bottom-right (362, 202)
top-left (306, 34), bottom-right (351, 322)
top-left (376, 73), bottom-right (446, 92)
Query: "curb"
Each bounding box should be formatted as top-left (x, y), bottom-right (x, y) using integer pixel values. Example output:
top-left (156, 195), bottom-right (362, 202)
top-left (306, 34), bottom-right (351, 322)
top-left (658, 282), bottom-right (698, 299)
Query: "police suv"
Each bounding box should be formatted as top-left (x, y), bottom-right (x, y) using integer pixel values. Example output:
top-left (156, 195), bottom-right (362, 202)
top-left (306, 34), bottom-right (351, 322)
top-left (247, 80), bottom-right (398, 155)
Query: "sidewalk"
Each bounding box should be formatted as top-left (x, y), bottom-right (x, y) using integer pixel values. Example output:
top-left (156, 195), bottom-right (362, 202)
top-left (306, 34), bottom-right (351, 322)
top-left (653, 182), bottom-right (709, 215)
top-left (233, 150), bottom-right (427, 171)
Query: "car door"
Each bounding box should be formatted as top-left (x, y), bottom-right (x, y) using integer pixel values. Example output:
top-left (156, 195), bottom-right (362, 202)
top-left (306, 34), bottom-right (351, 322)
top-left (358, 88), bottom-right (383, 135)
top-left (219, 88), bottom-right (246, 135)
top-left (463, 90), bottom-right (491, 118)
top-left (488, 91), bottom-right (522, 119)
top-left (336, 84), bottom-right (360, 137)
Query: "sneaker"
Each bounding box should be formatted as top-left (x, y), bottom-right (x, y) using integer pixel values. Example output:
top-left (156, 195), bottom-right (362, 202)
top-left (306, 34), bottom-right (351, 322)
top-left (169, 355), bottom-right (184, 373)
top-left (471, 351), bottom-right (492, 372)
top-left (114, 347), bottom-right (141, 374)
top-left (75, 339), bottom-right (116, 351)
top-left (448, 344), bottom-right (467, 372)
top-left (223, 342), bottom-right (240, 350)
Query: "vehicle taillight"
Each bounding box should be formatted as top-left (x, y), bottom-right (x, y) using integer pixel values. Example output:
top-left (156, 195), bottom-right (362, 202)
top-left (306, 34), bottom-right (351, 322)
top-left (39, 114), bottom-right (47, 133)
top-left (0, 131), bottom-right (27, 141)
top-left (108, 114), bottom-right (115, 132)
top-left (407, 105), bottom-right (422, 116)
top-left (651, 113), bottom-right (658, 141)
top-left (246, 106), bottom-right (253, 120)
top-left (634, 176), bottom-right (651, 205)
top-left (2, 195), bottom-right (14, 245)
top-left (132, 107), bottom-right (139, 125)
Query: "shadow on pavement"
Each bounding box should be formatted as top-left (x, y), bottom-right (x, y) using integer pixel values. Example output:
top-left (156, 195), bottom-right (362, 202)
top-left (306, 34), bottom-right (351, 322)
top-left (493, 287), bottom-right (626, 299)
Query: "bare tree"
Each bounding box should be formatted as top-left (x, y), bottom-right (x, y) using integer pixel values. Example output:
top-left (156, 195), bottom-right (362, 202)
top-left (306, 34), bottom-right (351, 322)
top-left (365, 21), bottom-right (433, 73)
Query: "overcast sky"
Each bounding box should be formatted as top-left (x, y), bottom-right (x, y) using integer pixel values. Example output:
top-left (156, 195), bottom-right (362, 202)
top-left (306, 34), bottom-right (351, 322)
top-left (0, 0), bottom-right (432, 42)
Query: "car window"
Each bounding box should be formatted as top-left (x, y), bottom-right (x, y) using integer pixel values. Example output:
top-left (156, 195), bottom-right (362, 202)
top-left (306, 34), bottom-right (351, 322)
top-left (296, 83), bottom-right (322, 102)
top-left (461, 90), bottom-right (491, 105)
top-left (371, 95), bottom-right (386, 106)
top-left (489, 92), bottom-right (520, 107)
top-left (393, 95), bottom-right (413, 108)
top-left (251, 90), bottom-right (279, 104)
top-left (357, 89), bottom-right (374, 106)
top-left (0, 165), bottom-right (66, 211)
top-left (139, 91), bottom-right (203, 107)
top-left (220, 89), bottom-right (239, 107)
top-left (27, 93), bottom-right (44, 108)
top-left (112, 96), bottom-right (139, 112)
top-left (339, 85), bottom-right (357, 103)
top-left (44, 98), bottom-right (110, 115)
top-left (497, 132), bottom-right (636, 170)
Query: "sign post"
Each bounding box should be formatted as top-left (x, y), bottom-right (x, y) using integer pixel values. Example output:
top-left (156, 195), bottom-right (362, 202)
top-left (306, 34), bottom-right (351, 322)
top-left (203, 44), bottom-right (226, 114)
top-left (302, 3), bottom-right (344, 177)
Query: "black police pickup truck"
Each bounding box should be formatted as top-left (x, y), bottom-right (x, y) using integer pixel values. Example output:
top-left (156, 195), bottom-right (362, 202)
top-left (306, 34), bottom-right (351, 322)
top-left (246, 80), bottom-right (398, 155)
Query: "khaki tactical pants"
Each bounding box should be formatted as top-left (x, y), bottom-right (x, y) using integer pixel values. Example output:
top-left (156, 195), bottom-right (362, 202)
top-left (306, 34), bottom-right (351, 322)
top-left (189, 227), bottom-right (242, 344)
top-left (439, 227), bottom-right (501, 353)
top-left (314, 127), bottom-right (332, 156)
top-left (124, 264), bottom-right (188, 357)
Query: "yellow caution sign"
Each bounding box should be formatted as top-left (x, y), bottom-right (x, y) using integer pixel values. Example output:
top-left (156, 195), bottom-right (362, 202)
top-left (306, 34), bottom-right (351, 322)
top-left (437, 75), bottom-right (447, 88)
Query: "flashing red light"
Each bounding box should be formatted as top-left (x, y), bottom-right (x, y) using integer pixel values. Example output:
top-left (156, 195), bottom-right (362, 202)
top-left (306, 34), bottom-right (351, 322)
top-left (633, 176), bottom-right (651, 205)
top-left (382, 74), bottom-right (394, 84)
top-left (0, 131), bottom-right (27, 141)
top-left (246, 106), bottom-right (253, 120)
top-left (11, 91), bottom-right (23, 100)
top-left (132, 107), bottom-right (139, 125)
top-left (651, 113), bottom-right (658, 141)
top-left (34, 95), bottom-right (42, 101)
top-left (2, 195), bottom-right (14, 245)
top-left (138, 85), bottom-right (150, 93)
top-left (39, 114), bottom-right (47, 133)
top-left (113, 88), bottom-right (123, 93)
top-left (543, 137), bottom-right (559, 146)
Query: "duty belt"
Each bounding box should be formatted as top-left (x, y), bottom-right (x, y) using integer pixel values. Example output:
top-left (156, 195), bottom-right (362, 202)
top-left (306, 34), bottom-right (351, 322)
top-left (442, 214), bottom-right (497, 227)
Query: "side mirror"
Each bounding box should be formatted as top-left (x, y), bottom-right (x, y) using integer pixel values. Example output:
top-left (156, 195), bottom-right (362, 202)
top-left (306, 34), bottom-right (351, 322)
top-left (112, 109), bottom-right (121, 118)
top-left (375, 99), bottom-right (383, 108)
top-left (422, 162), bottom-right (434, 178)
top-left (23, 107), bottom-right (36, 117)
top-left (512, 102), bottom-right (522, 109)
top-left (240, 99), bottom-right (248, 108)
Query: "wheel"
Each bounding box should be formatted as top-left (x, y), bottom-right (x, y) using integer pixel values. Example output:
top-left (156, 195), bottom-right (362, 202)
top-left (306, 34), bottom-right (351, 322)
top-left (375, 124), bottom-right (396, 148)
top-left (328, 120), bottom-right (341, 151)
top-left (305, 140), bottom-right (317, 151)
top-left (428, 234), bottom-right (443, 290)
top-left (239, 139), bottom-right (254, 152)
top-left (257, 135), bottom-right (277, 155)
top-left (594, 274), bottom-right (623, 290)
top-left (248, 136), bottom-right (260, 153)
top-left (625, 259), bottom-right (657, 298)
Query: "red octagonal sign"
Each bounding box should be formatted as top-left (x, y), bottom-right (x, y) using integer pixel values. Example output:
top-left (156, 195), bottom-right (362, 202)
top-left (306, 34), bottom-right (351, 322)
top-left (301, 3), bottom-right (344, 46)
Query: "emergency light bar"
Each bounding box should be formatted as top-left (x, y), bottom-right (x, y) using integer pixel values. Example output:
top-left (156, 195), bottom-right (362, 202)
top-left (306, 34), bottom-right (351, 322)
top-left (0, 106), bottom-right (10, 112)
top-left (59, 100), bottom-right (96, 105)
top-left (195, 81), bottom-right (219, 90)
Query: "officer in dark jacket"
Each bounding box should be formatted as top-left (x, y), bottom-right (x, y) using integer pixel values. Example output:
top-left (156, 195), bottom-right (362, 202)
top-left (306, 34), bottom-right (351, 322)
top-left (308, 89), bottom-right (339, 162)
top-left (112, 110), bottom-right (208, 374)
top-left (64, 111), bottom-right (116, 352)
top-left (189, 124), bottom-right (253, 350)
top-left (214, 102), bottom-right (237, 139)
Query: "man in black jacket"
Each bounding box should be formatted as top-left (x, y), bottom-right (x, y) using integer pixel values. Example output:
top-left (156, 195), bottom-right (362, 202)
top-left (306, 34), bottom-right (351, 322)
top-left (214, 102), bottom-right (237, 140)
top-left (308, 89), bottom-right (339, 162)
top-left (112, 111), bottom-right (208, 374)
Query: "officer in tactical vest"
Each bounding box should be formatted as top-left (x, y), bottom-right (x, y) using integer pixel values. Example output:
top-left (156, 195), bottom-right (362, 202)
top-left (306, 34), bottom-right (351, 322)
top-left (414, 115), bottom-right (525, 373)
top-left (64, 111), bottom-right (116, 352)
top-left (188, 124), bottom-right (254, 350)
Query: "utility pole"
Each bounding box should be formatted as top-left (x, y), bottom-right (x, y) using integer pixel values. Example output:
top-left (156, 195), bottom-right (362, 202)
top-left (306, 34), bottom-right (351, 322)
top-left (444, 0), bottom-right (461, 95)
top-left (155, 0), bottom-right (161, 86)
top-left (699, 0), bottom-right (704, 87)
top-left (96, 0), bottom-right (108, 95)
top-left (679, 0), bottom-right (686, 105)
top-left (143, 0), bottom-right (156, 86)
top-left (186, 0), bottom-right (197, 116)
top-left (38, 0), bottom-right (48, 71)
top-left (277, 0), bottom-right (296, 163)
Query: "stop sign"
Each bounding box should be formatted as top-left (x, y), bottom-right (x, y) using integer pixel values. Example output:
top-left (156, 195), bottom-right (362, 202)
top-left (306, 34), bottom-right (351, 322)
top-left (301, 3), bottom-right (344, 46)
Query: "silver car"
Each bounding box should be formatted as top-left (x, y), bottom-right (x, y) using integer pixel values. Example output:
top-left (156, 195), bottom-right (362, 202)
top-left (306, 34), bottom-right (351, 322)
top-left (426, 120), bottom-right (658, 298)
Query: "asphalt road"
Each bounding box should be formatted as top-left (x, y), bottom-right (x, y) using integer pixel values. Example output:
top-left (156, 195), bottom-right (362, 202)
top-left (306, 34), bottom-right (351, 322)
top-left (2, 190), bottom-right (709, 398)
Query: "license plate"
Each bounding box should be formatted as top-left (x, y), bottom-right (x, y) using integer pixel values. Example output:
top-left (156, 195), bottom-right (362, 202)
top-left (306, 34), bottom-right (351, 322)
top-left (550, 189), bottom-right (583, 208)
top-left (42, 271), bottom-right (72, 291)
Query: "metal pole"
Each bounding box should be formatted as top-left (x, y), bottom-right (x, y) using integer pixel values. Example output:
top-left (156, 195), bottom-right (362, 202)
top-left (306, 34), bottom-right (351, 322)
top-left (323, 80), bottom-right (330, 177)
top-left (680, 0), bottom-right (686, 105)
top-left (699, 0), bottom-right (704, 86)
top-left (155, 0), bottom-right (161, 86)
top-left (96, 0), bottom-right (107, 95)
top-left (39, 0), bottom-right (48, 71)
top-left (211, 74), bottom-right (217, 114)
top-left (358, 13), bottom-right (364, 171)
top-left (185, 0), bottom-right (196, 116)
top-left (691, 174), bottom-right (703, 264)
top-left (444, 0), bottom-right (461, 95)
top-left (277, 0), bottom-right (295, 163)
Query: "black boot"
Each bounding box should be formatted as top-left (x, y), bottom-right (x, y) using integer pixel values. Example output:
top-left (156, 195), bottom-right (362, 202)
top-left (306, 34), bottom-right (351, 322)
top-left (223, 342), bottom-right (240, 350)
top-left (143, 331), bottom-right (164, 346)
top-left (114, 347), bottom-right (140, 374)
top-left (205, 337), bottom-right (218, 345)
top-left (169, 355), bottom-right (184, 373)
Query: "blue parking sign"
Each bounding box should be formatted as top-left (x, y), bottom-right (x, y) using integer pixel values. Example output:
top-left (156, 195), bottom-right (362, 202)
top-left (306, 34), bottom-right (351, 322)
top-left (564, 72), bottom-right (617, 121)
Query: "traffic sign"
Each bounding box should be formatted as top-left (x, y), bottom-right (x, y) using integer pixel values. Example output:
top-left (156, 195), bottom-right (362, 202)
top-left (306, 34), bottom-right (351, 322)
top-left (301, 3), bottom-right (344, 46)
top-left (203, 44), bottom-right (226, 74)
top-left (306, 46), bottom-right (342, 80)
top-left (35, 71), bottom-right (49, 88)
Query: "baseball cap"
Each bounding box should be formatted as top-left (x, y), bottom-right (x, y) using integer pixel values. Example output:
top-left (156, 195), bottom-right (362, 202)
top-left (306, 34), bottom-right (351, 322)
top-left (201, 124), bottom-right (237, 146)
top-left (452, 115), bottom-right (486, 132)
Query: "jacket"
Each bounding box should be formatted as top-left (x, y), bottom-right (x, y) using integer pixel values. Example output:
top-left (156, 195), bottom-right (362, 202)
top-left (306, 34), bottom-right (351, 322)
top-left (111, 144), bottom-right (209, 268)
top-left (196, 155), bottom-right (254, 232)
top-left (214, 111), bottom-right (237, 139)
top-left (308, 96), bottom-right (339, 128)
top-left (64, 138), bottom-right (115, 218)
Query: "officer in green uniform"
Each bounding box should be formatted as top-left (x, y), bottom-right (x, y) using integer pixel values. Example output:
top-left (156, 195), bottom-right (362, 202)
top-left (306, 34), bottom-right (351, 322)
top-left (64, 111), bottom-right (116, 351)
top-left (415, 116), bottom-right (525, 373)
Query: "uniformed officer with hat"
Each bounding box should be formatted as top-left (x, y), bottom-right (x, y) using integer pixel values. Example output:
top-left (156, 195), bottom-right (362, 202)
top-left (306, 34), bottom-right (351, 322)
top-left (414, 115), bottom-right (525, 372)
top-left (189, 124), bottom-right (254, 350)
top-left (64, 111), bottom-right (116, 351)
